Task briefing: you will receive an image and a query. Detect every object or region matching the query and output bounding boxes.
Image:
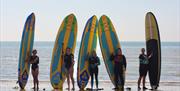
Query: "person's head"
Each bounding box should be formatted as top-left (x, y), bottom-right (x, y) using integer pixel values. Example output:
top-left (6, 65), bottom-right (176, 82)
top-left (32, 49), bottom-right (37, 56)
top-left (117, 48), bottom-right (122, 55)
top-left (141, 48), bottom-right (145, 54)
top-left (92, 50), bottom-right (97, 57)
top-left (66, 47), bottom-right (71, 55)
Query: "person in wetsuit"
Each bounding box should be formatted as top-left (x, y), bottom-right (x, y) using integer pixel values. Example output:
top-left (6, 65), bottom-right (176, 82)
top-left (88, 50), bottom-right (100, 89)
top-left (30, 49), bottom-right (39, 89)
top-left (137, 48), bottom-right (152, 89)
top-left (63, 47), bottom-right (75, 90)
top-left (110, 48), bottom-right (126, 90)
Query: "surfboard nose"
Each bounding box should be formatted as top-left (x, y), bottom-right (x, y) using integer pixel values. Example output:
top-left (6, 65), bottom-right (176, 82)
top-left (91, 15), bottom-right (97, 19)
top-left (100, 15), bottom-right (108, 19)
top-left (68, 13), bottom-right (76, 18)
top-left (29, 12), bottom-right (35, 18)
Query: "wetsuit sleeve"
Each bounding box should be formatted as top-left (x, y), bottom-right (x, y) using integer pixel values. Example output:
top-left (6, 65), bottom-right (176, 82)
top-left (139, 55), bottom-right (142, 59)
top-left (123, 55), bottom-right (127, 70)
top-left (97, 57), bottom-right (100, 65)
top-left (88, 57), bottom-right (91, 64)
top-left (71, 54), bottom-right (75, 65)
top-left (36, 56), bottom-right (39, 64)
top-left (110, 54), bottom-right (115, 61)
top-left (139, 54), bottom-right (145, 60)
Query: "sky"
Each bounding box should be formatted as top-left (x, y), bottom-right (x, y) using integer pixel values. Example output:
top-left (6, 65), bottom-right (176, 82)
top-left (0, 0), bottom-right (180, 42)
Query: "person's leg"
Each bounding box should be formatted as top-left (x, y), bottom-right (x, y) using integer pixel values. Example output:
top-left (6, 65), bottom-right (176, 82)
top-left (142, 76), bottom-right (145, 87)
top-left (138, 68), bottom-right (143, 89)
top-left (32, 69), bottom-right (35, 89)
top-left (70, 67), bottom-right (75, 90)
top-left (67, 72), bottom-right (70, 90)
top-left (119, 74), bottom-right (123, 85)
top-left (95, 71), bottom-right (98, 89)
top-left (90, 69), bottom-right (94, 89)
top-left (35, 68), bottom-right (39, 89)
top-left (143, 68), bottom-right (148, 89)
top-left (119, 69), bottom-right (124, 89)
top-left (119, 73), bottom-right (124, 90)
top-left (137, 76), bottom-right (142, 88)
top-left (142, 76), bottom-right (148, 89)
top-left (114, 68), bottom-right (118, 89)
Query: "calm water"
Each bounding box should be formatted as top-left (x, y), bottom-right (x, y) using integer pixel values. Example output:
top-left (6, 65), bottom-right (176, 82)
top-left (0, 41), bottom-right (180, 82)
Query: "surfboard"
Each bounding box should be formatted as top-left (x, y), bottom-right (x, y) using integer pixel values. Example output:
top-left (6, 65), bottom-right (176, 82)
top-left (18, 13), bottom-right (35, 89)
top-left (98, 15), bottom-right (125, 88)
top-left (50, 14), bottom-right (77, 89)
top-left (77, 15), bottom-right (98, 89)
top-left (145, 12), bottom-right (161, 89)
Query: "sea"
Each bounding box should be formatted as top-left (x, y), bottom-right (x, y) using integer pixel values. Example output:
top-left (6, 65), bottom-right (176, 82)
top-left (0, 41), bottom-right (180, 82)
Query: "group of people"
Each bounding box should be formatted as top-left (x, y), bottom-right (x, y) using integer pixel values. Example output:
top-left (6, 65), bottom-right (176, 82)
top-left (27, 47), bottom-right (151, 90)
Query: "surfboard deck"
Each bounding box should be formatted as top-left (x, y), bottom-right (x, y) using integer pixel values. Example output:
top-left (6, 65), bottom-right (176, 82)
top-left (18, 13), bottom-right (35, 89)
top-left (98, 15), bottom-right (125, 88)
top-left (77, 15), bottom-right (98, 89)
top-left (50, 14), bottom-right (77, 89)
top-left (145, 12), bottom-right (161, 89)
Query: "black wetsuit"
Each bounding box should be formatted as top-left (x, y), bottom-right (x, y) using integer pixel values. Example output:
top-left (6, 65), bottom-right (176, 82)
top-left (89, 56), bottom-right (100, 88)
top-left (139, 54), bottom-right (149, 77)
top-left (31, 56), bottom-right (39, 71)
top-left (110, 54), bottom-right (126, 87)
top-left (64, 53), bottom-right (74, 70)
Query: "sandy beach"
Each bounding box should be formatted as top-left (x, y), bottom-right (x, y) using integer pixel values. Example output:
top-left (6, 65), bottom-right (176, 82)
top-left (0, 80), bottom-right (179, 91)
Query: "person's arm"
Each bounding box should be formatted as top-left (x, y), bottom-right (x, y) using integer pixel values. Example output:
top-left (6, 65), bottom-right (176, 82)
top-left (148, 52), bottom-right (153, 59)
top-left (110, 53), bottom-right (115, 61)
top-left (35, 56), bottom-right (39, 64)
top-left (139, 55), bottom-right (141, 59)
top-left (97, 57), bottom-right (100, 66)
top-left (123, 55), bottom-right (127, 70)
top-left (71, 54), bottom-right (75, 65)
top-left (25, 51), bottom-right (30, 63)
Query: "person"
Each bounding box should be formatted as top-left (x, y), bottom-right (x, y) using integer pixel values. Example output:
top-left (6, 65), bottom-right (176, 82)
top-left (63, 47), bottom-right (75, 90)
top-left (110, 48), bottom-right (127, 90)
top-left (137, 48), bottom-right (152, 89)
top-left (30, 49), bottom-right (39, 90)
top-left (88, 50), bottom-right (100, 89)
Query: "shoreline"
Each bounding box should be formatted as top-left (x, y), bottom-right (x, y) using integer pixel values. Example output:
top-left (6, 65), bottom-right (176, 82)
top-left (0, 80), bottom-right (180, 91)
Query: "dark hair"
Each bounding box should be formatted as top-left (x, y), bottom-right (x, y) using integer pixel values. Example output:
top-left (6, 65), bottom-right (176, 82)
top-left (32, 49), bottom-right (37, 54)
top-left (116, 48), bottom-right (121, 54)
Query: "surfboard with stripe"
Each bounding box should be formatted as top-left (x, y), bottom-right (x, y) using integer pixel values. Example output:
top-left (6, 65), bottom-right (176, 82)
top-left (98, 15), bottom-right (125, 88)
top-left (145, 12), bottom-right (161, 89)
top-left (50, 14), bottom-right (77, 89)
top-left (18, 13), bottom-right (35, 89)
top-left (77, 15), bottom-right (98, 89)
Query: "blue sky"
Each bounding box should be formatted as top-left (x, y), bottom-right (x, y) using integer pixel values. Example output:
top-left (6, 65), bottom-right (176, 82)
top-left (0, 0), bottom-right (179, 42)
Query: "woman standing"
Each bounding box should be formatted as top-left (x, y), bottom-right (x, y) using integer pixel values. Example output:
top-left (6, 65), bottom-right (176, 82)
top-left (110, 48), bottom-right (126, 90)
top-left (137, 48), bottom-right (152, 89)
top-left (63, 47), bottom-right (75, 90)
top-left (88, 50), bottom-right (100, 89)
top-left (30, 49), bottom-right (39, 90)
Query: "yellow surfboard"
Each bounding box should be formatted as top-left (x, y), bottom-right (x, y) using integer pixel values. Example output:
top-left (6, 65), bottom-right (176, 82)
top-left (98, 15), bottom-right (125, 88)
top-left (50, 14), bottom-right (77, 89)
top-left (77, 15), bottom-right (98, 89)
top-left (18, 13), bottom-right (35, 89)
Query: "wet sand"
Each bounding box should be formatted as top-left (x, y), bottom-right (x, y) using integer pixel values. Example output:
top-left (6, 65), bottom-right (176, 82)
top-left (0, 80), bottom-right (180, 91)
